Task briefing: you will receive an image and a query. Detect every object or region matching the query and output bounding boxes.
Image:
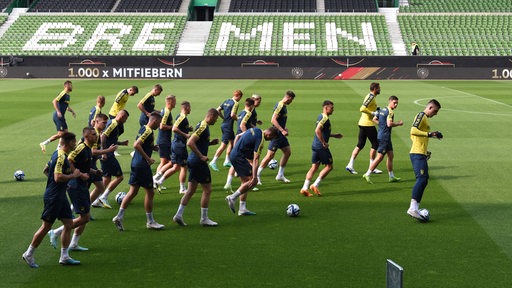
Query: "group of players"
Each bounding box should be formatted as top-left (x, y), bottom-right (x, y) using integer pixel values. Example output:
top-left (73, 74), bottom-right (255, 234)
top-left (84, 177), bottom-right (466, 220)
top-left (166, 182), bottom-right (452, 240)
top-left (22, 80), bottom-right (442, 268)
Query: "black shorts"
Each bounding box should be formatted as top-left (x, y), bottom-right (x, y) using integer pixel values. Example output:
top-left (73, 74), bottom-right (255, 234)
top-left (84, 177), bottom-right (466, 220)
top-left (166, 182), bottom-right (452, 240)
top-left (188, 160), bottom-right (211, 184)
top-left (129, 165), bottom-right (153, 188)
top-left (377, 137), bottom-right (393, 155)
top-left (357, 125), bottom-right (378, 150)
top-left (171, 144), bottom-right (188, 167)
top-left (53, 114), bottom-right (68, 131)
top-left (268, 134), bottom-right (290, 151)
top-left (230, 153), bottom-right (252, 177)
top-left (221, 125), bottom-right (235, 144)
top-left (41, 195), bottom-right (73, 223)
top-left (68, 185), bottom-right (91, 215)
top-left (100, 155), bottom-right (123, 177)
top-left (312, 148), bottom-right (333, 165)
top-left (158, 143), bottom-right (172, 160)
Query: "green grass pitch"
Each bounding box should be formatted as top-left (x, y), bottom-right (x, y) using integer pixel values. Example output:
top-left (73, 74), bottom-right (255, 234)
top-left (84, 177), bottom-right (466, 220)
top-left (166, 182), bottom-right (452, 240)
top-left (1, 79), bottom-right (511, 287)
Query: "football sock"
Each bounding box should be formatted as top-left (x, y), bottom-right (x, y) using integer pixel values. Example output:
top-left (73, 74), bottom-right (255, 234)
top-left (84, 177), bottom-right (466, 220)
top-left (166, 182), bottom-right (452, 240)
top-left (70, 234), bottom-right (80, 247)
top-left (347, 157), bottom-right (355, 168)
top-left (101, 189), bottom-right (111, 199)
top-left (61, 248), bottom-right (69, 259)
top-left (239, 201), bottom-right (247, 211)
top-left (410, 199), bottom-right (419, 211)
top-left (200, 208), bottom-right (208, 220)
top-left (225, 174), bottom-right (233, 186)
top-left (313, 177), bottom-right (322, 187)
top-left (278, 166), bottom-right (285, 177)
top-left (302, 180), bottom-right (310, 190)
top-left (54, 226), bottom-right (64, 237)
top-left (389, 171), bottom-right (395, 178)
top-left (211, 156), bottom-right (218, 163)
top-left (180, 183), bottom-right (186, 191)
top-left (365, 169), bottom-right (372, 177)
top-left (230, 190), bottom-right (242, 200)
top-left (176, 204), bottom-right (186, 217)
top-left (26, 245), bottom-right (35, 257)
top-left (117, 208), bottom-right (125, 219)
top-left (224, 156), bottom-right (230, 163)
top-left (146, 212), bottom-right (154, 223)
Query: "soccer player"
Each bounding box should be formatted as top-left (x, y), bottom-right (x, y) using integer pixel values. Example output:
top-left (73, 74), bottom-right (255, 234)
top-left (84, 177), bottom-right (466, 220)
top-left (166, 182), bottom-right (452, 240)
top-left (89, 114), bottom-right (118, 207)
top-left (209, 89), bottom-right (243, 171)
top-left (362, 95), bottom-right (403, 184)
top-left (299, 100), bottom-right (343, 197)
top-left (48, 127), bottom-right (100, 251)
top-left (138, 84), bottom-right (163, 127)
top-left (112, 112), bottom-right (164, 231)
top-left (225, 126), bottom-right (279, 215)
top-left (98, 110), bottom-right (130, 208)
top-left (108, 85), bottom-right (138, 137)
top-left (153, 101), bottom-right (193, 194)
top-left (153, 95), bottom-right (176, 189)
top-left (224, 97), bottom-right (255, 192)
top-left (248, 94), bottom-right (263, 128)
top-left (172, 108), bottom-right (220, 227)
top-left (88, 95), bottom-right (105, 127)
top-left (40, 81), bottom-right (76, 153)
top-left (23, 132), bottom-right (82, 268)
top-left (407, 99), bottom-right (443, 221)
top-left (257, 90), bottom-right (296, 184)
top-left (345, 82), bottom-right (382, 175)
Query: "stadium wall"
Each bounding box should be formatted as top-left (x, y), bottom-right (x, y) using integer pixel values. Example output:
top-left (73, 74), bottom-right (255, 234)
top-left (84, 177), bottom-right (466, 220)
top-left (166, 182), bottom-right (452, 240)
top-left (1, 56), bottom-right (511, 80)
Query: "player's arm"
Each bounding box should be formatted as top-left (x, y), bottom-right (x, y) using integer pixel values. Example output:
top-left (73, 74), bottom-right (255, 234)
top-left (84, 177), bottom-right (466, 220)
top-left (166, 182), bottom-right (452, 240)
top-left (187, 134), bottom-right (207, 162)
top-left (133, 138), bottom-right (154, 165)
top-left (52, 98), bottom-right (62, 117)
top-left (231, 101), bottom-right (240, 121)
top-left (216, 105), bottom-right (225, 120)
top-left (388, 119), bottom-right (403, 127)
top-left (54, 154), bottom-right (80, 182)
top-left (160, 111), bottom-right (172, 131)
top-left (172, 120), bottom-right (190, 139)
top-left (271, 112), bottom-right (287, 136)
top-left (315, 122), bottom-right (328, 149)
top-left (67, 106), bottom-right (76, 118)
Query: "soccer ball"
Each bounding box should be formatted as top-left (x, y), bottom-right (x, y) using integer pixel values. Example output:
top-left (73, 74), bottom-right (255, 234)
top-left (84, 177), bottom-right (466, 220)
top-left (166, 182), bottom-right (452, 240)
top-left (14, 170), bottom-right (25, 181)
top-left (115, 192), bottom-right (127, 205)
top-left (419, 208), bottom-right (430, 222)
top-left (268, 159), bottom-right (278, 169)
top-left (286, 203), bottom-right (300, 217)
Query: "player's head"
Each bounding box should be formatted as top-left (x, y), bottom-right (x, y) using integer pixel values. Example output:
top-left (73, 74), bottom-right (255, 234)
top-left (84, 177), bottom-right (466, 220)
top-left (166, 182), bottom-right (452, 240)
top-left (165, 95), bottom-right (177, 109)
top-left (61, 132), bottom-right (77, 151)
top-left (283, 90), bottom-right (295, 104)
top-left (244, 97), bottom-right (255, 109)
top-left (152, 84), bottom-right (163, 96)
top-left (116, 109), bottom-right (130, 123)
top-left (148, 111), bottom-right (163, 129)
top-left (425, 99), bottom-right (441, 118)
top-left (370, 82), bottom-right (380, 95)
top-left (181, 101), bottom-right (191, 114)
top-left (205, 108), bottom-right (220, 125)
top-left (264, 126), bottom-right (279, 140)
top-left (128, 86), bottom-right (139, 96)
top-left (233, 90), bottom-right (243, 101)
top-left (64, 80), bottom-right (73, 92)
top-left (94, 113), bottom-right (108, 129)
top-left (388, 95), bottom-right (399, 110)
top-left (251, 94), bottom-right (262, 107)
top-left (322, 100), bottom-right (334, 115)
top-left (97, 95), bottom-right (106, 108)
top-left (82, 126), bottom-right (98, 144)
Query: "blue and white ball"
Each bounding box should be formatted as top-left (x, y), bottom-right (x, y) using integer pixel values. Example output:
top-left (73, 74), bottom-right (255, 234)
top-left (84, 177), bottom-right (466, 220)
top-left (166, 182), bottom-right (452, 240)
top-left (419, 208), bottom-right (430, 222)
top-left (268, 159), bottom-right (278, 170)
top-left (286, 203), bottom-right (300, 217)
top-left (14, 170), bottom-right (25, 181)
top-left (115, 192), bottom-right (127, 205)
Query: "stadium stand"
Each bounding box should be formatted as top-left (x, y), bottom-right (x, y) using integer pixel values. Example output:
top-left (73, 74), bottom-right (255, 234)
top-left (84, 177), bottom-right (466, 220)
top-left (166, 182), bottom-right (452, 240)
top-left (399, 15), bottom-right (512, 56)
top-left (229, 0), bottom-right (317, 13)
top-left (0, 14), bottom-right (187, 56)
top-left (324, 0), bottom-right (378, 13)
top-left (29, 0), bottom-right (116, 13)
top-left (115, 0), bottom-right (183, 13)
top-left (400, 0), bottom-right (512, 13)
top-left (203, 14), bottom-right (393, 56)
top-left (1, 0), bottom-right (12, 12)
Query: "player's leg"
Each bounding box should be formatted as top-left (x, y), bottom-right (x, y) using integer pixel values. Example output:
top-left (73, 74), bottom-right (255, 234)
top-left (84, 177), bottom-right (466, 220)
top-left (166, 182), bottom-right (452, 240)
top-left (387, 150), bottom-right (400, 182)
top-left (276, 145), bottom-right (291, 182)
top-left (300, 163), bottom-right (319, 197)
top-left (346, 126), bottom-right (365, 174)
top-left (368, 127), bottom-right (382, 174)
top-left (173, 180), bottom-right (198, 226)
top-left (223, 139), bottom-right (234, 167)
top-left (59, 217), bottom-right (80, 265)
top-left (144, 185), bottom-right (164, 230)
top-left (199, 183), bottom-right (217, 226)
top-left (23, 220), bottom-right (53, 268)
top-left (224, 166), bottom-right (236, 193)
top-left (309, 149), bottom-right (333, 195)
top-left (407, 154), bottom-right (429, 220)
top-left (257, 148), bottom-right (276, 185)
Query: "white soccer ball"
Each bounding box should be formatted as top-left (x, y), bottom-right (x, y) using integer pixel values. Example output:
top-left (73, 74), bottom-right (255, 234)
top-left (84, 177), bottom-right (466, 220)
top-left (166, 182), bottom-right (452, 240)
top-left (14, 170), bottom-right (25, 181)
top-left (419, 208), bottom-right (430, 222)
top-left (115, 192), bottom-right (127, 205)
top-left (268, 159), bottom-right (278, 169)
top-left (286, 203), bottom-right (300, 217)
